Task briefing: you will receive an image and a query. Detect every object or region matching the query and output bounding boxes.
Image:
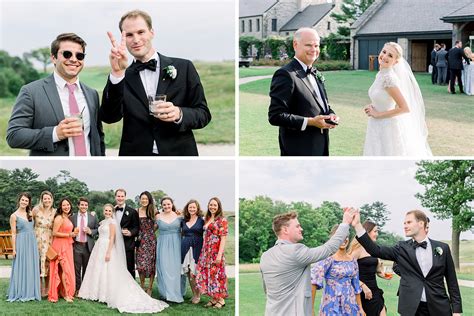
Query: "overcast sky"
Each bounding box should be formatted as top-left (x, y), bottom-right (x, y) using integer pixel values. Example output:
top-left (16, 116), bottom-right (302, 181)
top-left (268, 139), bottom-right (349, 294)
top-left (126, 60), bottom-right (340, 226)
top-left (0, 159), bottom-right (235, 212)
top-left (0, 0), bottom-right (235, 67)
top-left (240, 159), bottom-right (473, 241)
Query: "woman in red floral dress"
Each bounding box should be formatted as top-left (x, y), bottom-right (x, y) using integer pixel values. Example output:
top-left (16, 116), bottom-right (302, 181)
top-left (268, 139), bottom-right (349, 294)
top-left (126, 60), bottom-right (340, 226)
top-left (196, 197), bottom-right (228, 309)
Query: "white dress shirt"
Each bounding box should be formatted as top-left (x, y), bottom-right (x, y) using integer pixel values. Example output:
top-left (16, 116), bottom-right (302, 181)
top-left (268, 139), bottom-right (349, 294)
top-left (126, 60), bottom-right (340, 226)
top-left (115, 204), bottom-right (126, 227)
top-left (52, 72), bottom-right (91, 156)
top-left (414, 237), bottom-right (432, 302)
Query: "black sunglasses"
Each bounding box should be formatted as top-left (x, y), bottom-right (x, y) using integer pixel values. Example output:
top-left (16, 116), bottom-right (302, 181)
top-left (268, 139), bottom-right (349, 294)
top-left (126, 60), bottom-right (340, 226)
top-left (60, 50), bottom-right (86, 61)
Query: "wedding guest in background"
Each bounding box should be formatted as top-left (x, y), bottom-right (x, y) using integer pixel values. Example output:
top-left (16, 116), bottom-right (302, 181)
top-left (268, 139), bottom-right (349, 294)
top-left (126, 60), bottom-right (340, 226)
top-left (155, 196), bottom-right (183, 302)
top-left (71, 197), bottom-right (98, 296)
top-left (49, 197), bottom-right (76, 303)
top-left (7, 192), bottom-right (41, 302)
top-left (311, 224), bottom-right (364, 316)
top-left (136, 191), bottom-right (157, 295)
top-left (436, 43), bottom-right (448, 85)
top-left (349, 220), bottom-right (390, 316)
top-left (180, 199), bottom-right (204, 304)
top-left (462, 47), bottom-right (474, 96)
top-left (78, 204), bottom-right (168, 313)
top-left (32, 190), bottom-right (56, 297)
top-left (447, 40), bottom-right (471, 94)
top-left (114, 188), bottom-right (139, 277)
top-left (196, 197), bottom-right (228, 309)
top-left (430, 44), bottom-right (440, 84)
top-left (102, 9), bottom-right (211, 155)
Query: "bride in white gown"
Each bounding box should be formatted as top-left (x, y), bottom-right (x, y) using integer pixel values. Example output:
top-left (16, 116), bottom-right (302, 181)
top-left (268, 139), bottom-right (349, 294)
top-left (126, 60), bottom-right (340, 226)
top-left (363, 42), bottom-right (432, 156)
top-left (78, 204), bottom-right (168, 313)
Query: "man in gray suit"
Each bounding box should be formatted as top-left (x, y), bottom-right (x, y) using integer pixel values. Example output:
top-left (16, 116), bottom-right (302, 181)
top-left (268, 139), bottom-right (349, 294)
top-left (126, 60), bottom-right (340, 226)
top-left (260, 209), bottom-right (355, 316)
top-left (435, 43), bottom-right (448, 85)
top-left (6, 33), bottom-right (105, 156)
top-left (71, 197), bottom-right (98, 295)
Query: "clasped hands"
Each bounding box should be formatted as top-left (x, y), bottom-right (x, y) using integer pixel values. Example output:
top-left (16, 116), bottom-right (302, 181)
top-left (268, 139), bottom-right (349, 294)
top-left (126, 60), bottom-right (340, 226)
top-left (342, 207), bottom-right (362, 227)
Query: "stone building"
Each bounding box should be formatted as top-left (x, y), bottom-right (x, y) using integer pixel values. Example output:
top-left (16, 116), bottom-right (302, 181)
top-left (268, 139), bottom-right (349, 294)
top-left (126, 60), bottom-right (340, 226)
top-left (351, 0), bottom-right (474, 71)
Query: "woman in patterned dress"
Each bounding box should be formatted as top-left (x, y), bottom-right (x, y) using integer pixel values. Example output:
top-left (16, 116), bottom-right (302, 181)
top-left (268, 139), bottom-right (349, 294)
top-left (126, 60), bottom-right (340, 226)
top-left (32, 191), bottom-right (55, 297)
top-left (311, 224), bottom-right (364, 316)
top-left (196, 197), bottom-right (228, 309)
top-left (136, 191), bottom-right (157, 295)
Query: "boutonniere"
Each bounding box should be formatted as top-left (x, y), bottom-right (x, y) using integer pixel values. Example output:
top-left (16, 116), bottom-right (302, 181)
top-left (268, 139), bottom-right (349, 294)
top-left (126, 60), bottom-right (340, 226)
top-left (90, 211), bottom-right (96, 217)
top-left (125, 211), bottom-right (129, 216)
top-left (315, 71), bottom-right (325, 83)
top-left (435, 246), bottom-right (443, 256)
top-left (163, 65), bottom-right (177, 80)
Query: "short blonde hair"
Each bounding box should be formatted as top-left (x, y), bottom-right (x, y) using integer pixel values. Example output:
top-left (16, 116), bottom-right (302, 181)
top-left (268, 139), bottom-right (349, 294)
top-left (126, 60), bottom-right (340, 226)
top-left (272, 211), bottom-right (298, 236)
top-left (384, 42), bottom-right (403, 60)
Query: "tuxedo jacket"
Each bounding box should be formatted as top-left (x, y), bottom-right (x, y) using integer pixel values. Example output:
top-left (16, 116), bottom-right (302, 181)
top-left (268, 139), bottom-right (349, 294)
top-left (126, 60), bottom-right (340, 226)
top-left (6, 74), bottom-right (105, 156)
top-left (356, 233), bottom-right (462, 315)
top-left (447, 47), bottom-right (471, 70)
top-left (260, 224), bottom-right (349, 316)
top-left (117, 205), bottom-right (139, 252)
top-left (268, 58), bottom-right (335, 156)
top-left (71, 212), bottom-right (99, 253)
top-left (100, 54), bottom-right (211, 156)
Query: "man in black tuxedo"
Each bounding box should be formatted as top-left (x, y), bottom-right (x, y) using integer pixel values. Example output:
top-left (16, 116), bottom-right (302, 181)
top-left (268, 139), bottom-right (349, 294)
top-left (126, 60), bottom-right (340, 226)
top-left (101, 10), bottom-right (211, 156)
top-left (71, 197), bottom-right (98, 295)
top-left (447, 40), bottom-right (471, 94)
top-left (114, 189), bottom-right (139, 277)
top-left (268, 27), bottom-right (338, 156)
top-left (430, 44), bottom-right (440, 85)
top-left (352, 209), bottom-right (462, 316)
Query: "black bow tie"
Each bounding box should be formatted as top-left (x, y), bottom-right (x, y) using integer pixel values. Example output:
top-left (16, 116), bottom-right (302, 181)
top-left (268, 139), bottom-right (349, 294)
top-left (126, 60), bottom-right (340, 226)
top-left (131, 59), bottom-right (157, 72)
top-left (306, 66), bottom-right (317, 76)
top-left (413, 240), bottom-right (427, 249)
top-left (115, 207), bottom-right (124, 212)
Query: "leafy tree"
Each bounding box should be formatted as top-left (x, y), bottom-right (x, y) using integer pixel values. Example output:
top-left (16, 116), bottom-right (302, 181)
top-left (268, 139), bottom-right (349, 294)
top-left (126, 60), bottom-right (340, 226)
top-left (0, 50), bottom-right (39, 97)
top-left (265, 36), bottom-right (285, 59)
top-left (359, 201), bottom-right (388, 229)
top-left (87, 190), bottom-right (116, 221)
top-left (239, 36), bottom-right (256, 57)
top-left (284, 36), bottom-right (295, 59)
top-left (47, 170), bottom-right (89, 212)
top-left (26, 47), bottom-right (51, 73)
top-left (324, 33), bottom-right (349, 60)
top-left (415, 160), bottom-right (474, 269)
top-left (252, 38), bottom-right (264, 60)
top-left (331, 0), bottom-right (375, 36)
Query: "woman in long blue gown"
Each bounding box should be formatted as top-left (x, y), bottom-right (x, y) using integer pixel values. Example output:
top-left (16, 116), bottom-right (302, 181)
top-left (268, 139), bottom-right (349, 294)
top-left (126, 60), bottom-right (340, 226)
top-left (155, 197), bottom-right (183, 303)
top-left (7, 192), bottom-right (41, 302)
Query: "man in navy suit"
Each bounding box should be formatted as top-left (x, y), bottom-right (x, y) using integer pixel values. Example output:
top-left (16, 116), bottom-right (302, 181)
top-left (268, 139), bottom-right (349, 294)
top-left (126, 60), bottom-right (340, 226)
top-left (268, 27), bottom-right (339, 156)
top-left (447, 40), bottom-right (471, 94)
top-left (352, 209), bottom-right (462, 316)
top-left (101, 10), bottom-right (211, 156)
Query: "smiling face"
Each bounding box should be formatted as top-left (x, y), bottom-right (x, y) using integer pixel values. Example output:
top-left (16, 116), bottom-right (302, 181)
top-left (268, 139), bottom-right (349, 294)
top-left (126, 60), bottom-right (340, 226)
top-left (61, 200), bottom-right (71, 215)
top-left (368, 225), bottom-right (379, 241)
top-left (208, 199), bottom-right (219, 216)
top-left (78, 201), bottom-right (88, 214)
top-left (284, 218), bottom-right (304, 243)
top-left (103, 206), bottom-right (113, 219)
top-left (18, 195), bottom-right (30, 209)
top-left (294, 29), bottom-right (320, 66)
top-left (339, 237), bottom-right (350, 250)
top-left (161, 199), bottom-right (173, 213)
top-left (115, 190), bottom-right (126, 206)
top-left (121, 16), bottom-right (155, 62)
top-left (51, 40), bottom-right (84, 83)
top-left (42, 193), bottom-right (53, 208)
top-left (188, 202), bottom-right (197, 216)
top-left (404, 213), bottom-right (425, 238)
top-left (140, 194), bottom-right (149, 207)
top-left (378, 44), bottom-right (399, 69)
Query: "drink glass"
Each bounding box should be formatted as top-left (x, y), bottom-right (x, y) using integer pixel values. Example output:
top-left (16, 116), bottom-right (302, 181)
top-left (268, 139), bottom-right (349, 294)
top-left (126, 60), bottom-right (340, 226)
top-left (148, 94), bottom-right (166, 115)
top-left (384, 266), bottom-right (393, 285)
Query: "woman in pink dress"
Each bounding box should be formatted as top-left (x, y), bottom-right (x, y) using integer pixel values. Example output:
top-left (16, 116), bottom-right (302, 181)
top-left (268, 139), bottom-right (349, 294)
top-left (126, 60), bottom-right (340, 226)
top-left (196, 197), bottom-right (228, 309)
top-left (48, 197), bottom-right (76, 303)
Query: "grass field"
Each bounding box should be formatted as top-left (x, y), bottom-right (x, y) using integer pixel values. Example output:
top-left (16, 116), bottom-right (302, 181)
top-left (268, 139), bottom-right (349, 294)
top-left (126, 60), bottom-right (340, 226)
top-left (239, 69), bottom-right (474, 156)
top-left (239, 271), bottom-right (473, 316)
top-left (0, 62), bottom-right (235, 155)
top-left (0, 278), bottom-right (235, 315)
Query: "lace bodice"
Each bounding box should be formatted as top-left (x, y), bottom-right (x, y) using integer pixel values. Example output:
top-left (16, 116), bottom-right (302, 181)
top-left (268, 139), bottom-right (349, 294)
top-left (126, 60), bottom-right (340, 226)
top-left (368, 68), bottom-right (400, 112)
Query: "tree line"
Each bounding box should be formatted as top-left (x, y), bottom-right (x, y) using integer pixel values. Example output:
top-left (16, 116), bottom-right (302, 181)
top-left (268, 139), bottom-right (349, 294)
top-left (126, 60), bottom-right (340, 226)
top-left (0, 168), bottom-right (168, 230)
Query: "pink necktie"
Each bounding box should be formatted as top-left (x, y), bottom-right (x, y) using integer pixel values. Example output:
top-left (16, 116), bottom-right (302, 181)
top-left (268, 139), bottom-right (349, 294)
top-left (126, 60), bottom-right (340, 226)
top-left (66, 83), bottom-right (87, 156)
top-left (80, 214), bottom-right (86, 242)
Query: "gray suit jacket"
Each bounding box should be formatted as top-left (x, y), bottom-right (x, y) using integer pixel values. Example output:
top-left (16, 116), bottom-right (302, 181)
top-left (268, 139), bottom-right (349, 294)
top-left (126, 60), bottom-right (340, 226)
top-left (435, 49), bottom-right (448, 67)
top-left (6, 74), bottom-right (105, 156)
top-left (71, 212), bottom-right (98, 253)
top-left (260, 224), bottom-right (349, 316)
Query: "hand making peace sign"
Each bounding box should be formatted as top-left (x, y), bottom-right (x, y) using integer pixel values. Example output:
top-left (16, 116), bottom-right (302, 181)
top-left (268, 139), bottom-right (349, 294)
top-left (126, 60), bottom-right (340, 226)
top-left (107, 31), bottom-right (128, 76)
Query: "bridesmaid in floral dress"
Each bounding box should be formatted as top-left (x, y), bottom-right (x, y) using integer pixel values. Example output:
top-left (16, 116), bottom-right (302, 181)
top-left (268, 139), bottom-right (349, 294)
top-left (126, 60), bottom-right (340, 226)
top-left (48, 198), bottom-right (77, 303)
top-left (136, 191), bottom-right (157, 295)
top-left (196, 197), bottom-right (228, 309)
top-left (311, 224), bottom-right (364, 316)
top-left (33, 191), bottom-right (56, 297)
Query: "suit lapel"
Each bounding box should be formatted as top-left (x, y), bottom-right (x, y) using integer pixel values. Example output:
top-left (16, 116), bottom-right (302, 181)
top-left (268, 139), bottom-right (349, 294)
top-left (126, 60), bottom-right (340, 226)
top-left (125, 67), bottom-right (148, 111)
top-left (426, 239), bottom-right (440, 277)
top-left (292, 61), bottom-right (326, 114)
top-left (405, 240), bottom-right (424, 276)
top-left (42, 75), bottom-right (65, 122)
top-left (156, 53), bottom-right (173, 96)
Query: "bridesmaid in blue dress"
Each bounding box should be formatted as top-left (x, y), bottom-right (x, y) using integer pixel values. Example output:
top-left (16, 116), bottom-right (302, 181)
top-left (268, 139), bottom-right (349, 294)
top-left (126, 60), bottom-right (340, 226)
top-left (180, 199), bottom-right (204, 303)
top-left (155, 196), bottom-right (183, 303)
top-left (311, 224), bottom-right (364, 316)
top-left (7, 192), bottom-right (41, 302)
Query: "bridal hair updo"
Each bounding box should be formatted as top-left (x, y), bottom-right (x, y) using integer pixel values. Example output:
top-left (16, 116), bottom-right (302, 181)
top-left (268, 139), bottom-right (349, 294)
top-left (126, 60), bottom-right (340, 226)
top-left (103, 203), bottom-right (115, 217)
top-left (384, 42), bottom-right (403, 60)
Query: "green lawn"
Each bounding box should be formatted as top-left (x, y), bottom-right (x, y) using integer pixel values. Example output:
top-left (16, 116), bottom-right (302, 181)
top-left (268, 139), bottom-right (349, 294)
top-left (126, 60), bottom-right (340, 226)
top-left (0, 278), bottom-right (234, 315)
top-left (239, 272), bottom-right (472, 316)
top-left (240, 70), bottom-right (474, 156)
top-left (0, 62), bottom-right (235, 155)
top-left (239, 67), bottom-right (278, 78)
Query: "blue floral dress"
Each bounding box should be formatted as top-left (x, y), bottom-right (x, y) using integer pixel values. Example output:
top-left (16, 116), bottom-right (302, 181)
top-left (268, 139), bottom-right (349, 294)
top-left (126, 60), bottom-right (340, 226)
top-left (311, 257), bottom-right (363, 316)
